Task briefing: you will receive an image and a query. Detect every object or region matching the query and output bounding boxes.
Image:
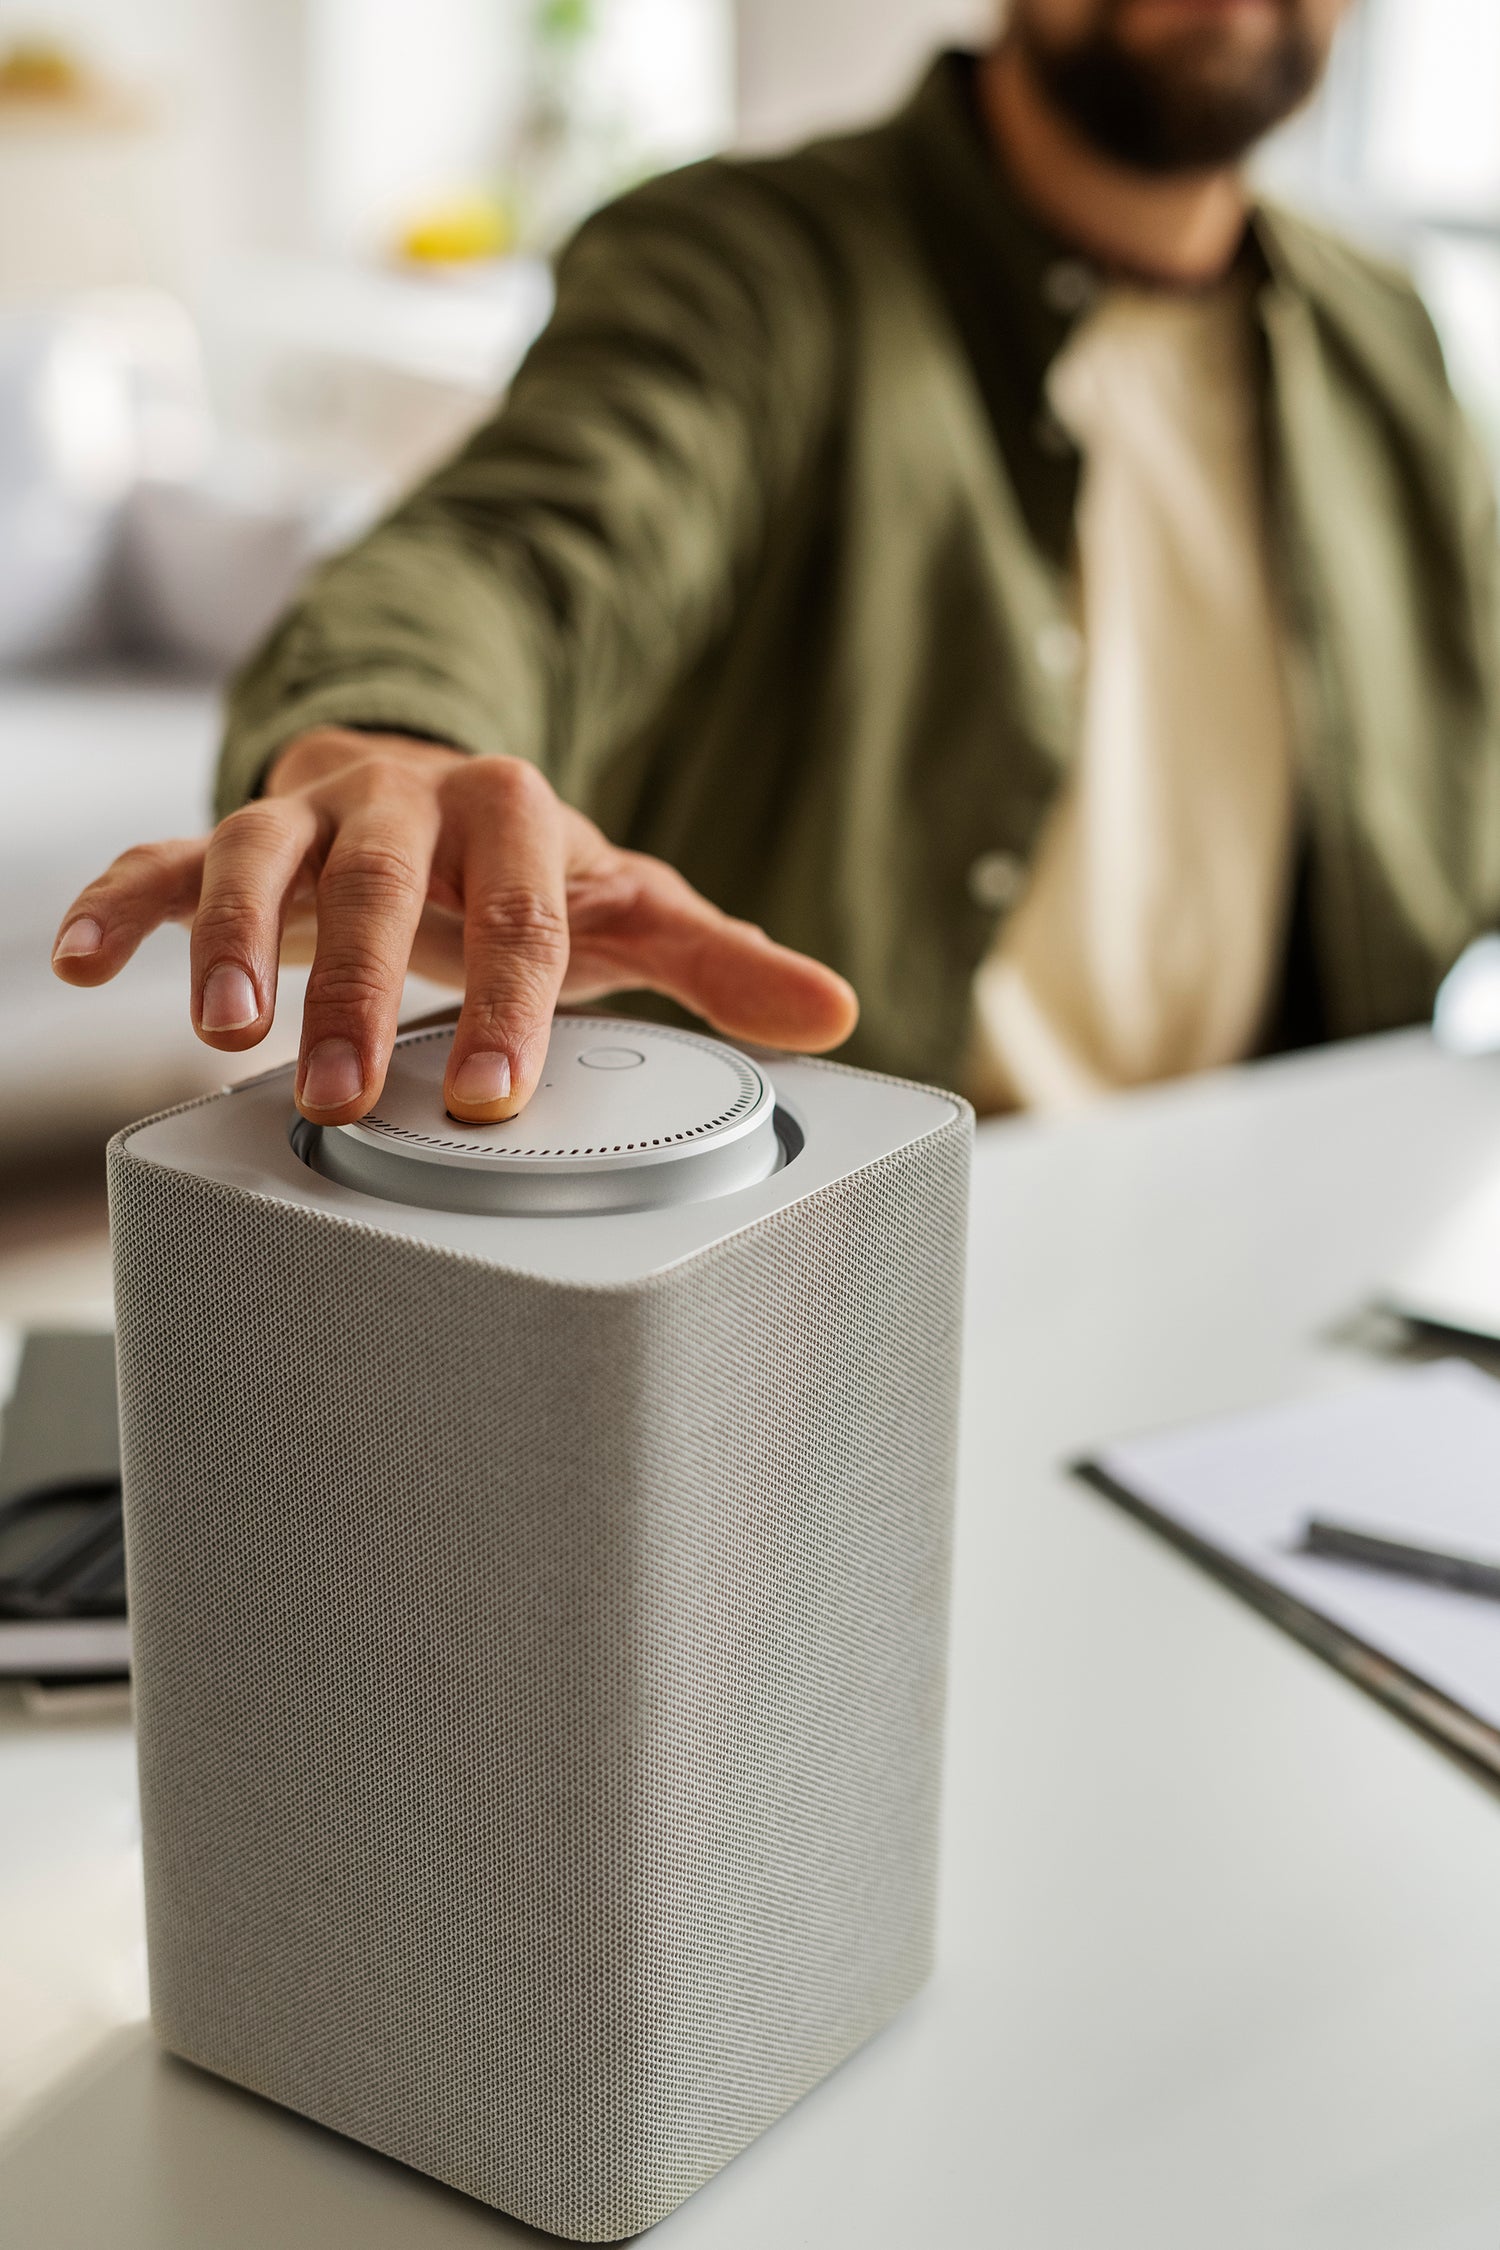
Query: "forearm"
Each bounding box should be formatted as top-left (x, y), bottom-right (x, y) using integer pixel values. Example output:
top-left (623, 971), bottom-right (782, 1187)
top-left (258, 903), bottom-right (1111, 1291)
top-left (217, 160), bottom-right (837, 821)
top-left (217, 529), bottom-right (553, 819)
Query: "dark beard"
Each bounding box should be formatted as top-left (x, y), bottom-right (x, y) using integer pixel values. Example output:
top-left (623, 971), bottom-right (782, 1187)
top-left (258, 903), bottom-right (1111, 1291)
top-left (1019, 16), bottom-right (1324, 174)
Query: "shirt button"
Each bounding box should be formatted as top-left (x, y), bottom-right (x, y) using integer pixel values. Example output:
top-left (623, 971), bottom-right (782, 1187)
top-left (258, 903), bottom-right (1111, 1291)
top-left (968, 848), bottom-right (1028, 913)
top-left (1035, 620), bottom-right (1084, 681)
top-left (1043, 258), bottom-right (1098, 316)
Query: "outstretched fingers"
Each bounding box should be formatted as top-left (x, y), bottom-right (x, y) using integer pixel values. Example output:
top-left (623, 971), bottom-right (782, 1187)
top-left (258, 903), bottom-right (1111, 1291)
top-left (566, 849), bottom-right (859, 1052)
top-left (52, 839), bottom-right (207, 987)
top-left (190, 797), bottom-right (321, 1049)
top-left (54, 733), bottom-right (861, 1135)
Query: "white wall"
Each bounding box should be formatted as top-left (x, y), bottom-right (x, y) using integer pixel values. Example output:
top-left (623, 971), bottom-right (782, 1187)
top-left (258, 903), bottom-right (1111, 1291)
top-left (309, 0), bottom-right (524, 258)
top-left (309, 0), bottom-right (733, 259)
top-left (1359, 0), bottom-right (1500, 212)
top-left (734, 0), bottom-right (994, 153)
top-left (0, 0), bottom-right (310, 276)
top-left (0, 0), bottom-right (995, 277)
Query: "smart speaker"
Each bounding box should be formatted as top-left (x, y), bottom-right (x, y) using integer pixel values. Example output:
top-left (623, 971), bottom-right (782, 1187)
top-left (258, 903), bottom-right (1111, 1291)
top-left (109, 1014), bottom-right (971, 2242)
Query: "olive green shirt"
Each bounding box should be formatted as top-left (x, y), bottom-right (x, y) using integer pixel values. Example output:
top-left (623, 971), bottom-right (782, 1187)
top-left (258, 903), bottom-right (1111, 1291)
top-left (221, 54), bottom-right (1500, 1087)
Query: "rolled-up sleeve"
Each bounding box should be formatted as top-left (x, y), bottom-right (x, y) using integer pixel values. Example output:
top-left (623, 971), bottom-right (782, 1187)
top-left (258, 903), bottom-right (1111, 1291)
top-left (216, 161), bottom-right (839, 820)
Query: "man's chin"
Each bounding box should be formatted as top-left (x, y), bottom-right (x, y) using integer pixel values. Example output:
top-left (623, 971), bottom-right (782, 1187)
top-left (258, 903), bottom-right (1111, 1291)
top-left (1020, 9), bottom-right (1324, 174)
top-left (1119, 34), bottom-right (1294, 114)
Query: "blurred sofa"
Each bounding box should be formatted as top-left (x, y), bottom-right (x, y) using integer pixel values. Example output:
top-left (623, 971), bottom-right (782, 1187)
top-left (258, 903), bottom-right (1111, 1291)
top-left (0, 671), bottom-right (463, 1177)
top-left (0, 672), bottom-right (283, 1171)
top-left (0, 262), bottom-right (550, 1179)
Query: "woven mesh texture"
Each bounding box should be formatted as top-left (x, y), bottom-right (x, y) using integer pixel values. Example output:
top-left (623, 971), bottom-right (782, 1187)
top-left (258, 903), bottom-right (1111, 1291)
top-left (109, 1109), bottom-right (970, 2242)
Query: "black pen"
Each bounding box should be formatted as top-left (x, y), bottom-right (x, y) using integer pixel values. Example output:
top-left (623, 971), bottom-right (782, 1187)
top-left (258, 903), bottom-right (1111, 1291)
top-left (1301, 1517), bottom-right (1500, 1601)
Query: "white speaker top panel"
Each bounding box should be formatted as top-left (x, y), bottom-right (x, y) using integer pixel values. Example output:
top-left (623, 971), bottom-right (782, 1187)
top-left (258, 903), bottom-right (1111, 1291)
top-left (314, 1017), bottom-right (781, 1216)
top-left (123, 1017), bottom-right (964, 1284)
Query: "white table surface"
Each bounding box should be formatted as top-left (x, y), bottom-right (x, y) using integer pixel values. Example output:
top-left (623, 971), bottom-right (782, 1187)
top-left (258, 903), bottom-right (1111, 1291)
top-left (8, 1028), bottom-right (1500, 2249)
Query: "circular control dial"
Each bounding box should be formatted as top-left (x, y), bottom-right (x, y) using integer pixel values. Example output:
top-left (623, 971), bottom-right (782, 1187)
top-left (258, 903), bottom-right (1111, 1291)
top-left (314, 1016), bottom-right (781, 1216)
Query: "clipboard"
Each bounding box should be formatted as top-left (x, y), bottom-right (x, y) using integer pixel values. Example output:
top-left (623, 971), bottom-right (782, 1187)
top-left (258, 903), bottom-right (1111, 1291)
top-left (1076, 1360), bottom-right (1500, 1796)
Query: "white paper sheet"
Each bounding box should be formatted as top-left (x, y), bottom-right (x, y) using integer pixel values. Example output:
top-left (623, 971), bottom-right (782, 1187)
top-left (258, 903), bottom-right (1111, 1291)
top-left (1093, 1361), bottom-right (1500, 1736)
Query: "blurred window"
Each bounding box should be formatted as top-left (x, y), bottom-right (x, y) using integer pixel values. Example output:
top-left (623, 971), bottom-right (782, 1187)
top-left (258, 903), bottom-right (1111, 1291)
top-left (1262, 0), bottom-right (1500, 467)
top-left (309, 0), bottom-right (734, 259)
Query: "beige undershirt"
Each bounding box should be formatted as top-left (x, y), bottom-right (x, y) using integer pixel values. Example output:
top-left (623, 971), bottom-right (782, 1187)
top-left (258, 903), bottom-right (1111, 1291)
top-left (968, 280), bottom-right (1295, 1113)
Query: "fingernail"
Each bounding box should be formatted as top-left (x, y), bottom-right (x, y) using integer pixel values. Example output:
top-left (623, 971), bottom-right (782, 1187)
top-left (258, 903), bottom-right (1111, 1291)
top-left (54, 917), bottom-right (102, 961)
top-left (199, 963), bottom-right (258, 1032)
top-left (300, 1037), bottom-right (364, 1111)
top-left (448, 1051), bottom-right (511, 1109)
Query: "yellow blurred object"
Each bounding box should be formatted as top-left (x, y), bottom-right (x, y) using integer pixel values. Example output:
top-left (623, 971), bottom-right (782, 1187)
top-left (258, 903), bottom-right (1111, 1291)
top-left (397, 196), bottom-right (514, 267)
top-left (0, 40), bottom-right (88, 100)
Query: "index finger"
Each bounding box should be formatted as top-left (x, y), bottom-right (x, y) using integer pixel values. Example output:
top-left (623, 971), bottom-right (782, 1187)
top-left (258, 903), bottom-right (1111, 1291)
top-left (52, 839), bottom-right (205, 986)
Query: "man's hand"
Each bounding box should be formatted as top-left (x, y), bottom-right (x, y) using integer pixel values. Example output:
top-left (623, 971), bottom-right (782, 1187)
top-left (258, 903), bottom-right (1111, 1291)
top-left (50, 728), bottom-right (859, 1124)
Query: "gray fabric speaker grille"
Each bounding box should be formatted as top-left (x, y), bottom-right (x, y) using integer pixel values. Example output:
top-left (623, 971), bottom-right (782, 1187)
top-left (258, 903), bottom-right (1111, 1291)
top-left (109, 1094), bottom-right (969, 2242)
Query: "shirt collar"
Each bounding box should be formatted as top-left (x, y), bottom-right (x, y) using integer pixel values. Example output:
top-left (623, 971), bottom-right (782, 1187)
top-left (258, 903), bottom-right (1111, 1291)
top-left (886, 53), bottom-right (1282, 559)
top-left (891, 55), bottom-right (1100, 394)
top-left (887, 53), bottom-right (1096, 558)
top-left (892, 51), bottom-right (1279, 374)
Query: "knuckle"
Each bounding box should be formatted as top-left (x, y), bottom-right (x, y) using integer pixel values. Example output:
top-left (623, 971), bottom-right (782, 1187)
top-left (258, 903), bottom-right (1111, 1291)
top-left (270, 726), bottom-right (364, 790)
top-left (193, 894), bottom-right (265, 944)
top-left (216, 801), bottom-right (289, 856)
top-left (306, 948), bottom-right (397, 1017)
top-left (282, 731), bottom-right (459, 809)
top-left (570, 851), bottom-right (692, 941)
top-left (344, 751), bottom-right (416, 798)
top-left (109, 838), bottom-right (182, 887)
top-left (320, 837), bottom-right (424, 903)
top-left (566, 861), bottom-right (645, 932)
top-left (616, 849), bottom-right (675, 907)
top-left (455, 755), bottom-right (552, 818)
top-left (467, 885), bottom-right (569, 960)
